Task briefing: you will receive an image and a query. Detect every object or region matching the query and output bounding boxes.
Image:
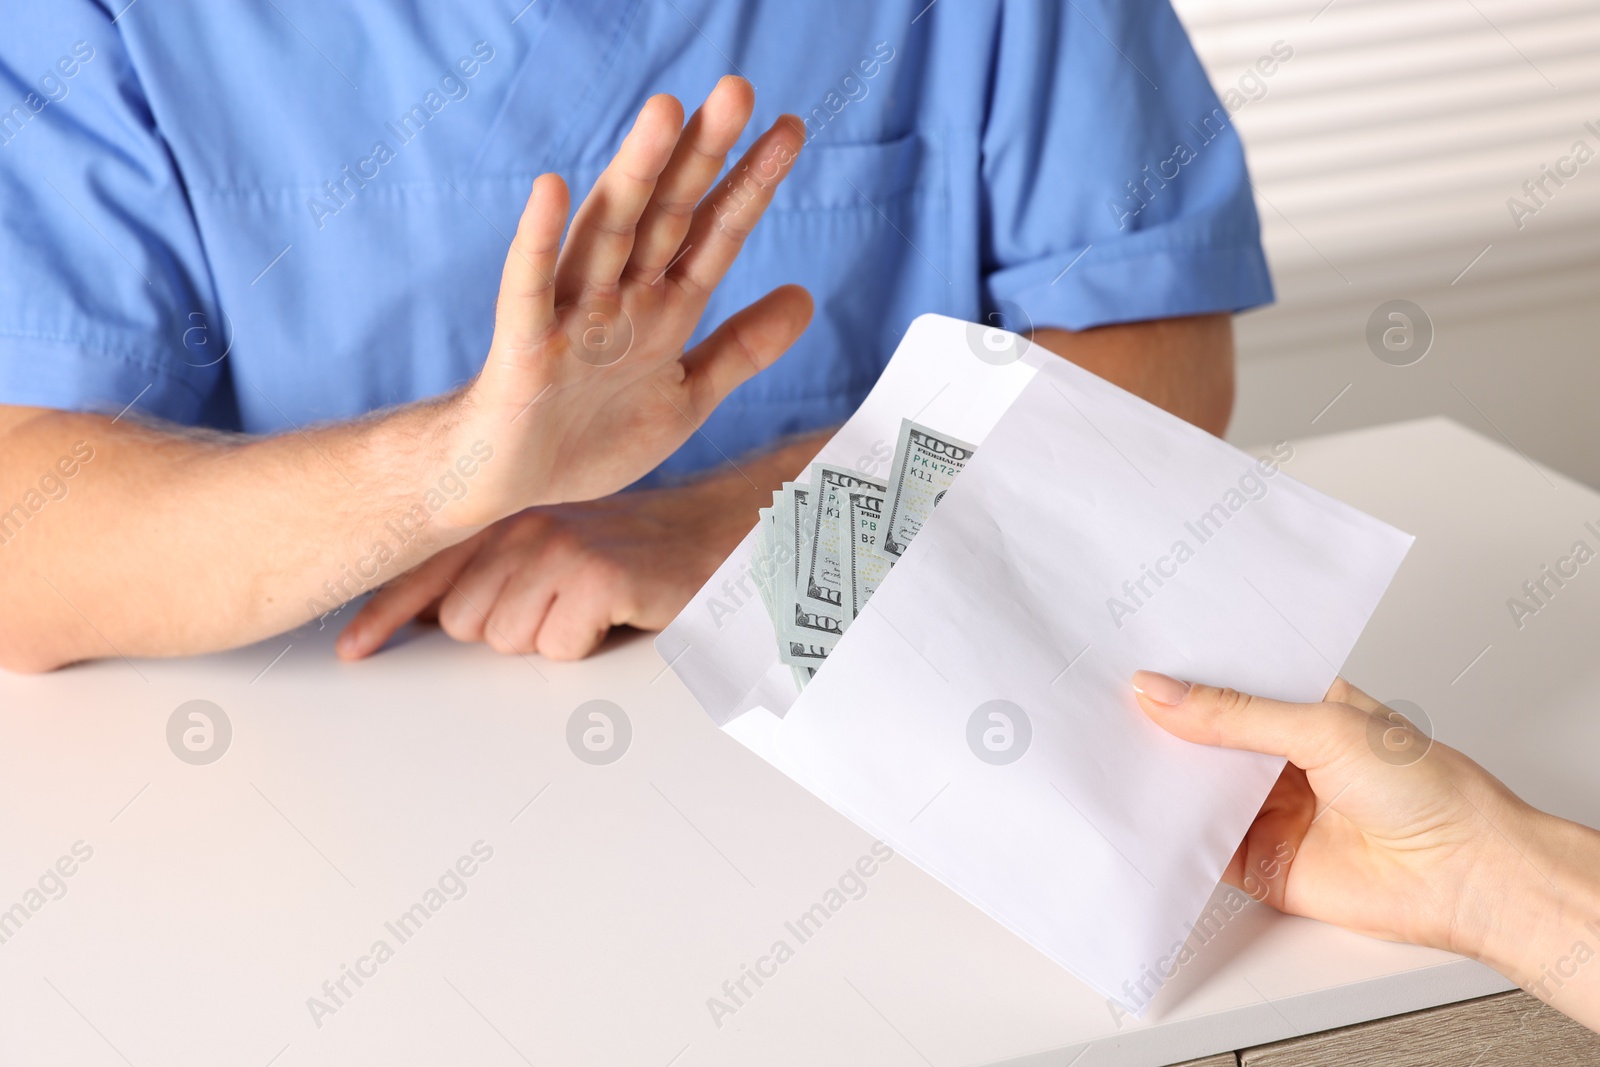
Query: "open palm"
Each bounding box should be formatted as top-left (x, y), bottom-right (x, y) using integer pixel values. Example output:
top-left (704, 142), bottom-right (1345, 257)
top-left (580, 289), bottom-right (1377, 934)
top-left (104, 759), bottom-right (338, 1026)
top-left (461, 76), bottom-right (812, 523)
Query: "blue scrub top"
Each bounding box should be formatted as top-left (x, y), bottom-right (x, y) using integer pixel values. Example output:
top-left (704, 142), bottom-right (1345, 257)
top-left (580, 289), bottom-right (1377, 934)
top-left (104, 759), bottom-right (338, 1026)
top-left (0, 0), bottom-right (1272, 483)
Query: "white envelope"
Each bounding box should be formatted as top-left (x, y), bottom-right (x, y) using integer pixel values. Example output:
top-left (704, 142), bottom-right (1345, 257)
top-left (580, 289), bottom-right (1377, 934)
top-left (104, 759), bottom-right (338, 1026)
top-left (656, 314), bottom-right (1412, 1013)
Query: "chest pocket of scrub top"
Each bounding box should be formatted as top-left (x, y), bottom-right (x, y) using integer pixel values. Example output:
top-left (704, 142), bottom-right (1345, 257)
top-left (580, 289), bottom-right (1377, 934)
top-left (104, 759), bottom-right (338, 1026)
top-left (707, 130), bottom-right (948, 410)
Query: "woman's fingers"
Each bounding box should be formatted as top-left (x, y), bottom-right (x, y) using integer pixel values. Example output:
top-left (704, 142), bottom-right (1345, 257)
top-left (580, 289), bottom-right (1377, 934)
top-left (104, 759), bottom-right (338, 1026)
top-left (624, 75), bottom-right (755, 285)
top-left (678, 284), bottom-right (813, 423)
top-left (554, 94), bottom-right (683, 305)
top-left (1229, 764), bottom-right (1317, 910)
top-left (1326, 676), bottom-right (1385, 715)
top-left (492, 174), bottom-right (570, 355)
top-left (1131, 671), bottom-right (1371, 773)
top-left (668, 114), bottom-right (805, 299)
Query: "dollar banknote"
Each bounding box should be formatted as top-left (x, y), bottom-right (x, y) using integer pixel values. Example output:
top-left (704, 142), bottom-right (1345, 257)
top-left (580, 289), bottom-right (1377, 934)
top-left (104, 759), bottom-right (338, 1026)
top-left (838, 488), bottom-right (889, 629)
top-left (781, 638), bottom-right (831, 670)
top-left (800, 464), bottom-right (887, 620)
top-left (752, 504), bottom-right (779, 624)
top-left (774, 484), bottom-right (843, 653)
top-left (747, 427), bottom-right (977, 690)
top-left (774, 483), bottom-right (811, 618)
top-left (877, 419), bottom-right (978, 561)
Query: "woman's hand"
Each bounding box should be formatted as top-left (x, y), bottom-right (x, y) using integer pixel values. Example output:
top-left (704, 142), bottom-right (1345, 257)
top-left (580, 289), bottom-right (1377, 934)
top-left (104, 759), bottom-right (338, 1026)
top-left (451, 75), bottom-right (812, 526)
top-left (1131, 671), bottom-right (1600, 1031)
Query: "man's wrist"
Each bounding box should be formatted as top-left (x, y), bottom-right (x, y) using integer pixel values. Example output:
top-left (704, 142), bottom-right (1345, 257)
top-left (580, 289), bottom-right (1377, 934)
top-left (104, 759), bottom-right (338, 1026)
top-left (427, 388), bottom-right (523, 532)
top-left (652, 431), bottom-right (829, 565)
top-left (334, 391), bottom-right (501, 549)
top-left (673, 462), bottom-right (778, 546)
top-left (682, 429), bottom-right (827, 508)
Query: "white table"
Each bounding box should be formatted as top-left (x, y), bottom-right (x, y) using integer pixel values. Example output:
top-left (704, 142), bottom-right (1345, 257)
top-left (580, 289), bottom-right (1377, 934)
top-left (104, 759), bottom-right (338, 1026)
top-left (1, 417), bottom-right (1594, 1067)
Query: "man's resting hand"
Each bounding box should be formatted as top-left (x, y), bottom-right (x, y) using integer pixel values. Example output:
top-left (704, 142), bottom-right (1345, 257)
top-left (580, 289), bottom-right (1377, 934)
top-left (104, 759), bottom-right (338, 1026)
top-left (337, 477), bottom-right (758, 661)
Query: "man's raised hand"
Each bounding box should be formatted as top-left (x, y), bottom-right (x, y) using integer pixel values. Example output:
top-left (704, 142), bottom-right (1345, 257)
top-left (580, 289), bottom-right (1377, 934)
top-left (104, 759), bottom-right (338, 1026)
top-left (453, 76), bottom-right (812, 527)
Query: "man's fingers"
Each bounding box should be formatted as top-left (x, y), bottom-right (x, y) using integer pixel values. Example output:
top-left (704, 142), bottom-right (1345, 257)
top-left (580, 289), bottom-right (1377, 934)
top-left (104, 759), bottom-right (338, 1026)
top-left (1131, 670), bottom-right (1370, 771)
top-left (436, 549), bottom-right (522, 645)
top-left (678, 284), bottom-right (813, 423)
top-left (531, 592), bottom-right (613, 661)
top-left (482, 565), bottom-right (560, 656)
top-left (337, 540), bottom-right (479, 659)
top-left (669, 114), bottom-right (805, 298)
top-left (475, 553), bottom-right (625, 660)
top-left (555, 94), bottom-right (683, 304)
top-left (624, 76), bottom-right (754, 284)
top-left (493, 173), bottom-right (569, 354)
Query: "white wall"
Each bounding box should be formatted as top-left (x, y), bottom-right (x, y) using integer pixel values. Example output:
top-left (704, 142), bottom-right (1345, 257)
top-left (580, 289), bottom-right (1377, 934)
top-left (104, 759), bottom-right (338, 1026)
top-left (1171, 0), bottom-right (1600, 487)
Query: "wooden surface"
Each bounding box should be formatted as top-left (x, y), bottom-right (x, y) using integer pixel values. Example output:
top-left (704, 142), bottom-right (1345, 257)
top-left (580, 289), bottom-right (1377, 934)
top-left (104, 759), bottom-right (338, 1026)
top-left (1240, 992), bottom-right (1600, 1066)
top-left (1174, 1054), bottom-right (1238, 1067)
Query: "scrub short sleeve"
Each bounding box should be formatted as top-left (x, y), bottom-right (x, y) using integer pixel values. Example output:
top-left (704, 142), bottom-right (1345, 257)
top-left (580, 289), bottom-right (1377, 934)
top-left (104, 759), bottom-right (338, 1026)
top-left (0, 1), bottom-right (224, 423)
top-left (979, 0), bottom-right (1274, 332)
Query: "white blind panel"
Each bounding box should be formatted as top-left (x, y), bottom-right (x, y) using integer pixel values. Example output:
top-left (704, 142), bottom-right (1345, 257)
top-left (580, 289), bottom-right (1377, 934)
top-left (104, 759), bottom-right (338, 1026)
top-left (1169, 0), bottom-right (1600, 347)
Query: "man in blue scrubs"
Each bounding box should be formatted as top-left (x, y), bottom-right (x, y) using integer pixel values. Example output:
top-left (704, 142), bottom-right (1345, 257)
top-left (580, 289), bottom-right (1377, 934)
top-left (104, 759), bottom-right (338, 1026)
top-left (0, 1), bottom-right (1271, 669)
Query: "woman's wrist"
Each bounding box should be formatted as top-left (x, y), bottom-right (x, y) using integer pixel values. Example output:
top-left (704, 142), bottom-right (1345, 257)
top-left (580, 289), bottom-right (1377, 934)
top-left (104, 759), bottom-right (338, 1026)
top-left (1463, 803), bottom-right (1600, 994)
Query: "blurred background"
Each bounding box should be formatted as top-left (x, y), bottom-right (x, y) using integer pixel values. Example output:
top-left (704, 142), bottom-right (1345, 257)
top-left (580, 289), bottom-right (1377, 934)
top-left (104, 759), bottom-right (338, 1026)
top-left (1171, 0), bottom-right (1600, 486)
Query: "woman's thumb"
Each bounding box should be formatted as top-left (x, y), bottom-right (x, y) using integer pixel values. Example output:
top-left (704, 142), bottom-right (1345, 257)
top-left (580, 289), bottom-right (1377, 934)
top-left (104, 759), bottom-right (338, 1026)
top-left (1132, 670), bottom-right (1364, 771)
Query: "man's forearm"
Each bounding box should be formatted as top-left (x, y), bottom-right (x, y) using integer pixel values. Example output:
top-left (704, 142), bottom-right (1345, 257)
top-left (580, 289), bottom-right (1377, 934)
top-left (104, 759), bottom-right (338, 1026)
top-left (1030, 313), bottom-right (1236, 436)
top-left (0, 400), bottom-right (489, 671)
top-left (686, 312), bottom-right (1238, 542)
top-left (676, 428), bottom-right (835, 547)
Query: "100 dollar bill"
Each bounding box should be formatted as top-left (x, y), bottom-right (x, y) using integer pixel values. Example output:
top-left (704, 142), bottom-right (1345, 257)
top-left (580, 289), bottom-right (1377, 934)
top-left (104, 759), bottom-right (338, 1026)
top-left (839, 488), bottom-right (889, 628)
top-left (745, 422), bottom-right (978, 690)
top-left (801, 464), bottom-right (886, 618)
top-left (776, 483), bottom-right (842, 648)
top-left (779, 640), bottom-right (831, 670)
top-left (877, 419), bottom-right (977, 560)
